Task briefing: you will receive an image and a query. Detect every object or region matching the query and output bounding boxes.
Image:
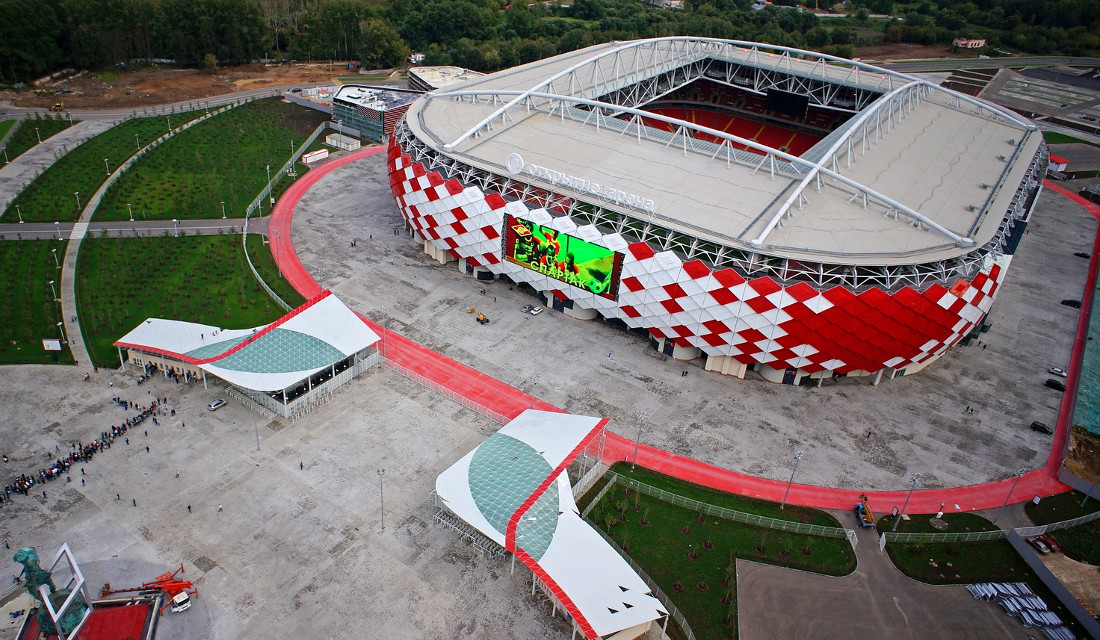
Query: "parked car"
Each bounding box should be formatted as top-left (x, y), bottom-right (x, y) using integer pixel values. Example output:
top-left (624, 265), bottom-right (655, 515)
top-left (1049, 367), bottom-right (1067, 378)
top-left (1035, 534), bottom-right (1060, 553)
top-left (1030, 421), bottom-right (1053, 435)
top-left (528, 306), bottom-right (543, 316)
top-left (207, 399), bottom-right (227, 411)
top-left (1044, 379), bottom-right (1066, 392)
top-left (1028, 537), bottom-right (1052, 554)
top-left (521, 304), bottom-right (534, 313)
top-left (1061, 299), bottom-right (1082, 309)
top-left (1074, 252), bottom-right (1091, 258)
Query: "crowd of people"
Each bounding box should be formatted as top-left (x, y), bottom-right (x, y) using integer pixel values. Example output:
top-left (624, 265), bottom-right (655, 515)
top-left (0, 398), bottom-right (165, 505)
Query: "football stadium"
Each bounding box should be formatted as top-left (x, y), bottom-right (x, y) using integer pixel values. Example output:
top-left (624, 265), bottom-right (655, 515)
top-left (389, 37), bottom-right (1049, 385)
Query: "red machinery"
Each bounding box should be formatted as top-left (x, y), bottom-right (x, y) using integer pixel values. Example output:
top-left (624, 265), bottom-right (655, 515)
top-left (100, 563), bottom-right (198, 613)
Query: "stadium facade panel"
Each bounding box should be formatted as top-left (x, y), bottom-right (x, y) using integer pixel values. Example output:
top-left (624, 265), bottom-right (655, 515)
top-left (388, 38), bottom-right (1047, 384)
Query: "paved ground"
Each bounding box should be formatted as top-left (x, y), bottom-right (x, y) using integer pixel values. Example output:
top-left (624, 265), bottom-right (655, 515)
top-left (0, 365), bottom-right (576, 640)
top-left (736, 525), bottom-right (1035, 640)
top-left (287, 150), bottom-right (1094, 495)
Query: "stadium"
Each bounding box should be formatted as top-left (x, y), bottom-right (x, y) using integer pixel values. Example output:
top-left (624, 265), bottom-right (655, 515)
top-left (388, 37), bottom-right (1048, 385)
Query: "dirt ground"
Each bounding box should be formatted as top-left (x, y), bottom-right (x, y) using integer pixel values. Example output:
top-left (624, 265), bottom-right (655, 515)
top-left (1, 63), bottom-right (380, 110)
top-left (857, 42), bottom-right (972, 61)
top-left (1064, 426), bottom-right (1100, 482)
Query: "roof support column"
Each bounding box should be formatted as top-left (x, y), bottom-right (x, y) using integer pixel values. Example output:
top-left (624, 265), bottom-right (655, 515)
top-left (118, 346), bottom-right (125, 370)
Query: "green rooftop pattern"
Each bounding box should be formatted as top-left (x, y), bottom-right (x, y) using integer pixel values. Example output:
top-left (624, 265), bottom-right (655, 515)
top-left (514, 480), bottom-right (559, 562)
top-left (185, 335), bottom-right (251, 359)
top-left (213, 328), bottom-right (344, 373)
top-left (469, 434), bottom-right (553, 546)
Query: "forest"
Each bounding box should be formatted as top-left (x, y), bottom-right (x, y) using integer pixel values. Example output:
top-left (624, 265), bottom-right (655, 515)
top-left (0, 0), bottom-right (1097, 84)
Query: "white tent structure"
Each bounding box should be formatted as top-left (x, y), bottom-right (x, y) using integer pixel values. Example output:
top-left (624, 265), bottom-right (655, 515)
top-left (435, 410), bottom-right (666, 639)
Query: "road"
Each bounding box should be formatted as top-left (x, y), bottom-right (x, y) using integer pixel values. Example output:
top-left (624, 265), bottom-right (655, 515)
top-left (881, 56), bottom-right (1100, 74)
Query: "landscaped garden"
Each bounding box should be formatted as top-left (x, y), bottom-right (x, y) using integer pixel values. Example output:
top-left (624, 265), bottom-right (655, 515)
top-left (0, 239), bottom-right (74, 365)
top-left (0, 114), bottom-right (75, 164)
top-left (76, 235), bottom-right (295, 368)
top-left (95, 98), bottom-right (330, 222)
top-left (1, 109), bottom-right (205, 224)
top-left (580, 464), bottom-right (855, 640)
top-left (1025, 489), bottom-right (1100, 565)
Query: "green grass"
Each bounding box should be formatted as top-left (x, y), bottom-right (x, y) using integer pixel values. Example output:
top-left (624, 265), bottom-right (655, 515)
top-left (76, 235), bottom-right (292, 368)
top-left (611, 465), bottom-right (843, 527)
top-left (0, 239), bottom-right (74, 365)
top-left (96, 99), bottom-right (330, 222)
top-left (2, 110), bottom-right (205, 224)
top-left (582, 464), bottom-right (854, 640)
top-left (1, 115), bottom-right (75, 165)
top-left (1025, 490), bottom-right (1100, 565)
top-left (1043, 131), bottom-right (1099, 147)
top-left (877, 511), bottom-right (1000, 534)
top-left (0, 119), bottom-right (15, 142)
top-left (245, 234), bottom-right (306, 309)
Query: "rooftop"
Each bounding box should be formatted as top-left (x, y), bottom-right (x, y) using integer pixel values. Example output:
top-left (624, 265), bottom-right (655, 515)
top-left (334, 85), bottom-right (421, 111)
top-left (408, 66), bottom-right (486, 90)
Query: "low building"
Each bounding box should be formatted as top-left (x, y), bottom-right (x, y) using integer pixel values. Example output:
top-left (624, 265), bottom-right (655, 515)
top-left (953, 38), bottom-right (987, 49)
top-left (325, 133), bottom-right (361, 151)
top-left (115, 292), bottom-right (380, 419)
top-left (407, 66), bottom-right (485, 92)
top-left (331, 85), bottom-right (422, 142)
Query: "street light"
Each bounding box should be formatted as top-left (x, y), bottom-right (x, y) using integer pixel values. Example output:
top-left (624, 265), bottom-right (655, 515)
top-left (57, 321), bottom-right (66, 344)
top-left (74, 192), bottom-right (81, 211)
top-left (54, 221), bottom-right (61, 240)
top-left (527, 373), bottom-right (540, 411)
top-left (266, 164), bottom-right (271, 186)
top-left (48, 280), bottom-right (57, 300)
top-left (2, 145), bottom-right (8, 164)
top-left (221, 201), bottom-right (226, 219)
top-left (377, 469), bottom-right (386, 532)
top-left (172, 219), bottom-right (179, 237)
top-left (892, 473), bottom-right (924, 532)
top-left (35, 127), bottom-right (41, 144)
top-left (378, 307), bottom-right (387, 358)
top-left (15, 204), bottom-right (22, 223)
top-left (104, 158), bottom-right (110, 176)
top-left (780, 450), bottom-right (806, 509)
top-left (50, 248), bottom-right (59, 269)
top-left (135, 133), bottom-right (140, 150)
top-left (273, 229), bottom-right (282, 278)
top-left (127, 203), bottom-right (134, 222)
top-left (632, 410), bottom-right (650, 471)
top-left (993, 468), bottom-right (1028, 525)
top-left (167, 114), bottom-right (172, 131)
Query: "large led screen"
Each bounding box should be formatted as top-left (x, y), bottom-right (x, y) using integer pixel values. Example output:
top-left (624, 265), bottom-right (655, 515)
top-left (502, 215), bottom-right (623, 300)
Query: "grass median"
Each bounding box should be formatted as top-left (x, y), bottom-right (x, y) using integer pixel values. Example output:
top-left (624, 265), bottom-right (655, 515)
top-left (3, 110), bottom-right (204, 224)
top-left (1024, 489), bottom-right (1100, 564)
top-left (0, 114), bottom-right (75, 165)
top-left (76, 234), bottom-right (293, 368)
top-left (96, 98), bottom-right (330, 222)
top-left (580, 464), bottom-right (854, 640)
top-left (0, 239), bottom-right (74, 365)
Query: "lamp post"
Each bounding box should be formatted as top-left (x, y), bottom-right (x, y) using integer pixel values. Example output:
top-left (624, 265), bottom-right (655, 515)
top-left (172, 218), bottom-right (179, 237)
top-left (377, 468), bottom-right (385, 532)
top-left (221, 201), bottom-right (226, 219)
top-left (35, 127), bottom-right (41, 144)
top-left (632, 410), bottom-right (650, 471)
top-left (527, 374), bottom-right (539, 411)
top-left (127, 203), bottom-right (134, 222)
top-left (15, 204), bottom-right (22, 223)
top-left (2, 146), bottom-right (8, 164)
top-left (993, 468), bottom-right (1028, 525)
top-left (780, 450), bottom-right (806, 509)
top-left (50, 248), bottom-right (59, 269)
top-left (54, 221), bottom-right (61, 240)
top-left (135, 133), bottom-right (140, 150)
top-left (74, 191), bottom-right (81, 211)
top-left (378, 307), bottom-right (387, 358)
top-left (48, 280), bottom-right (57, 300)
top-left (104, 157), bottom-right (110, 176)
top-left (892, 473), bottom-right (924, 532)
top-left (57, 321), bottom-right (66, 344)
top-left (167, 114), bottom-right (172, 131)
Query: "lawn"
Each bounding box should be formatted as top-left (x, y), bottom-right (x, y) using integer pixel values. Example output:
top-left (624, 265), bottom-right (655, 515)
top-left (1024, 490), bottom-right (1100, 565)
top-left (1044, 131), bottom-right (1098, 147)
top-left (0, 239), bottom-right (74, 365)
top-left (96, 99), bottom-right (330, 222)
top-left (2, 110), bottom-right (204, 224)
top-left (75, 235), bottom-right (293, 368)
top-left (582, 464), bottom-right (854, 640)
top-left (1, 114), bottom-right (75, 164)
top-left (878, 511), bottom-right (1000, 534)
top-left (0, 119), bottom-right (15, 142)
top-left (244, 233), bottom-right (306, 310)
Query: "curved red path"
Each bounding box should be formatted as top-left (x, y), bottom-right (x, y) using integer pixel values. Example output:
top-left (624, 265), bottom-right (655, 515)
top-left (271, 155), bottom-right (1094, 514)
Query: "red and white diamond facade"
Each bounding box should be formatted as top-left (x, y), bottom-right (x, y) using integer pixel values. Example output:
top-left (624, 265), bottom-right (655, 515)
top-left (388, 38), bottom-right (1047, 383)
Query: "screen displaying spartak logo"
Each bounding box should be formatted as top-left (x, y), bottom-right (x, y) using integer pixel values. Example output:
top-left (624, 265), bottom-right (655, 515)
top-left (505, 153), bottom-right (655, 213)
top-left (502, 214), bottom-right (624, 301)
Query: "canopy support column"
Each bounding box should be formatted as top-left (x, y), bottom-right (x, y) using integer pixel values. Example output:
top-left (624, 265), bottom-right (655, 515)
top-left (118, 347), bottom-right (125, 369)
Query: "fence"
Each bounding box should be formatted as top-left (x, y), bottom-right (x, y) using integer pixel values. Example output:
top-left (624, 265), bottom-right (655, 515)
top-left (590, 525), bottom-right (695, 640)
top-left (606, 472), bottom-right (849, 539)
top-left (241, 120), bottom-right (332, 312)
top-left (383, 359), bottom-right (511, 424)
top-left (884, 529), bottom-right (1007, 544)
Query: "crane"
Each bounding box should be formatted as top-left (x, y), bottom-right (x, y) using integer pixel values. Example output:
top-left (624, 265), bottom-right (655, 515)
top-left (100, 563), bottom-right (197, 614)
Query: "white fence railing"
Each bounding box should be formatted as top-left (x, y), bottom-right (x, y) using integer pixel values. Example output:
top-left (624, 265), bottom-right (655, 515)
top-left (383, 359), bottom-right (511, 424)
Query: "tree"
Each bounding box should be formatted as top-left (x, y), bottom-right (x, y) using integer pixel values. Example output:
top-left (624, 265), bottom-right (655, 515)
top-left (358, 19), bottom-right (409, 69)
top-left (202, 53), bottom-right (218, 74)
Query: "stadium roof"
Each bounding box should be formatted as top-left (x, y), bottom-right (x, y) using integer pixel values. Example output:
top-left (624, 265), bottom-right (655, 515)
top-left (408, 66), bottom-right (486, 90)
top-left (405, 38), bottom-right (1042, 267)
top-left (435, 410), bottom-right (665, 639)
top-left (115, 291), bottom-right (378, 392)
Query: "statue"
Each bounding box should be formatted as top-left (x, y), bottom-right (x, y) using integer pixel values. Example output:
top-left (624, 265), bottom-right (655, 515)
top-left (12, 547), bottom-right (88, 637)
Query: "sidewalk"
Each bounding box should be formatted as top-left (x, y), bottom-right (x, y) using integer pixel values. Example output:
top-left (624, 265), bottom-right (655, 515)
top-left (0, 120), bottom-right (116, 214)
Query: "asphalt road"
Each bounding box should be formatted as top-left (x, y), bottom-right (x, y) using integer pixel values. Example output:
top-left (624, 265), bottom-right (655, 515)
top-left (881, 56), bottom-right (1100, 74)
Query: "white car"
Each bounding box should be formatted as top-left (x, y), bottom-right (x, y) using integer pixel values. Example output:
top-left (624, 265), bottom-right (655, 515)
top-left (528, 306), bottom-right (543, 316)
top-left (207, 399), bottom-right (227, 411)
top-left (1049, 367), bottom-right (1067, 378)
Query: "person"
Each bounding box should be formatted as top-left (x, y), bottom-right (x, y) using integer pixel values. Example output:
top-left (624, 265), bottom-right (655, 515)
top-left (187, 505), bottom-right (191, 513)
top-left (299, 461), bottom-right (304, 470)
top-left (132, 498), bottom-right (136, 507)
top-left (217, 504), bottom-right (223, 512)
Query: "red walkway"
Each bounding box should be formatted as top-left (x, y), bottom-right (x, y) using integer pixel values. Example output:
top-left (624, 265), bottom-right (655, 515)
top-left (270, 150), bottom-right (1092, 514)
